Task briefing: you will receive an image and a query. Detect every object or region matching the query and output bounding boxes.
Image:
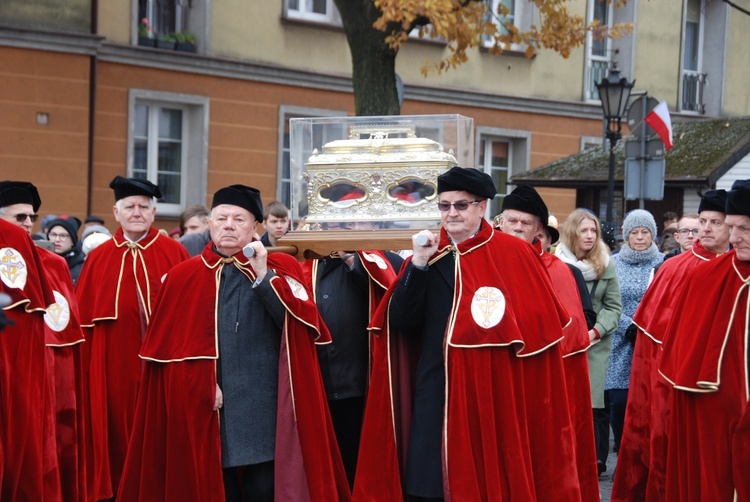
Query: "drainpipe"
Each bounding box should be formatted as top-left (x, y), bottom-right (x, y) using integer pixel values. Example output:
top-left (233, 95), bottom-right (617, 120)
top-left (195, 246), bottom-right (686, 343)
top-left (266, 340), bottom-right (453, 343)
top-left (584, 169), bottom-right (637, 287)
top-left (86, 0), bottom-right (99, 216)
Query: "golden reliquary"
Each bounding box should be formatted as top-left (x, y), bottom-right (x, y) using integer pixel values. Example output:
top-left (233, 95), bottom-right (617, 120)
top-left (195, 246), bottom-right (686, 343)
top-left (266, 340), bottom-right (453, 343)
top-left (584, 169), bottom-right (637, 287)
top-left (280, 114), bottom-right (474, 258)
top-left (302, 123), bottom-right (468, 227)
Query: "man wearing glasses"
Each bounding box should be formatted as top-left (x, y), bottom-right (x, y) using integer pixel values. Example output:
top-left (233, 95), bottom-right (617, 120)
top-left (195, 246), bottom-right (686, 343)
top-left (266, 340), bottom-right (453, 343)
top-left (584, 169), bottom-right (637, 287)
top-left (0, 185), bottom-right (40, 231)
top-left (45, 216), bottom-right (85, 284)
top-left (660, 213), bottom-right (700, 263)
top-left (0, 182), bottom-right (58, 501)
top-left (0, 180), bottom-right (87, 501)
top-left (355, 167), bottom-right (579, 501)
top-left (657, 179), bottom-right (750, 500)
top-left (612, 189), bottom-right (731, 501)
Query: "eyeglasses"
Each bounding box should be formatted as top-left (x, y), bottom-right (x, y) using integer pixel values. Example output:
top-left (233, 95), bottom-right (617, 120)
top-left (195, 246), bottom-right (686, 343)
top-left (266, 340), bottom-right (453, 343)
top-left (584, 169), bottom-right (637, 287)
top-left (678, 228), bottom-right (700, 235)
top-left (437, 200), bottom-right (481, 212)
top-left (11, 213), bottom-right (39, 223)
top-left (48, 232), bottom-right (71, 240)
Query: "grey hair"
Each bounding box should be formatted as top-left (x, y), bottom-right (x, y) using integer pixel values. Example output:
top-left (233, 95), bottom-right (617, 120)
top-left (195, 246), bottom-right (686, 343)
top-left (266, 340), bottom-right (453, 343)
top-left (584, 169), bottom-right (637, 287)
top-left (115, 197), bottom-right (157, 211)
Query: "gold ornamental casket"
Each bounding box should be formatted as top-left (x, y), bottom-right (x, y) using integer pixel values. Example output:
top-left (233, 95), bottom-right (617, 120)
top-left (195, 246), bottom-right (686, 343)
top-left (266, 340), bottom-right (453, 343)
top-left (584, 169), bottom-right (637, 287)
top-left (279, 115), bottom-right (474, 258)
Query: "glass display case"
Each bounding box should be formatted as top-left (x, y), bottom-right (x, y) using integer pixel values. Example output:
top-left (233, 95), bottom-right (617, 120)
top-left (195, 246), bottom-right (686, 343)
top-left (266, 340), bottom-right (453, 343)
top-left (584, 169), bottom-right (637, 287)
top-left (280, 114), bottom-right (474, 257)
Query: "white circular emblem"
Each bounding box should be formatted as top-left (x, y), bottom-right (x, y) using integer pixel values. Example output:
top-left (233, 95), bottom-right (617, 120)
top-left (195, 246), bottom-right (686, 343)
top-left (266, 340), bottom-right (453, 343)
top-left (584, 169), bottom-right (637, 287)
top-left (471, 286), bottom-right (506, 329)
top-left (0, 247), bottom-right (28, 290)
top-left (285, 276), bottom-right (309, 301)
top-left (44, 290), bottom-right (71, 332)
top-left (362, 252), bottom-right (388, 270)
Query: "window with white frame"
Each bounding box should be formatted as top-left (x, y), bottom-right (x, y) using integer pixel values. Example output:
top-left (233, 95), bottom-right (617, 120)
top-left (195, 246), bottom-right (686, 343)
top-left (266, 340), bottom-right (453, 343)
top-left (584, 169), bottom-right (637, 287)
top-left (483, 0), bottom-right (527, 50)
top-left (484, 0), bottom-right (519, 50)
top-left (683, 0), bottom-right (703, 73)
top-left (476, 128), bottom-right (531, 219)
top-left (128, 90), bottom-right (209, 217)
top-left (584, 0), bottom-right (613, 101)
top-left (581, 134), bottom-right (604, 151)
top-left (139, 0), bottom-right (185, 36)
top-left (681, 0), bottom-right (706, 113)
top-left (278, 106), bottom-right (346, 213)
top-left (492, 0), bottom-right (516, 37)
top-left (480, 138), bottom-right (511, 218)
top-left (133, 104), bottom-right (185, 213)
top-left (135, 0), bottom-right (207, 50)
top-left (285, 0), bottom-right (341, 24)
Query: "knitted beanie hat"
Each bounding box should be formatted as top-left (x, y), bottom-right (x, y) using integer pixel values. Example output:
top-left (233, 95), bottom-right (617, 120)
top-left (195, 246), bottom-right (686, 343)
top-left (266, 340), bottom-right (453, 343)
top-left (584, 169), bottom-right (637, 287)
top-left (46, 217), bottom-right (81, 247)
top-left (622, 209), bottom-right (657, 239)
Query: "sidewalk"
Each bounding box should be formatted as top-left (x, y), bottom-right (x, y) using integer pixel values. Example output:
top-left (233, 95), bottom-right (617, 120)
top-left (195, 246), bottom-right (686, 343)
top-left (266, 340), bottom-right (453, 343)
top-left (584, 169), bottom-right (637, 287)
top-left (598, 436), bottom-right (617, 502)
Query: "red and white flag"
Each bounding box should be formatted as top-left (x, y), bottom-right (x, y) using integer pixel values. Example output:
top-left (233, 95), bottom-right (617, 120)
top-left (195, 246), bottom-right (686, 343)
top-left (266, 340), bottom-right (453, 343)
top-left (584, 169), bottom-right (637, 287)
top-left (644, 100), bottom-right (673, 150)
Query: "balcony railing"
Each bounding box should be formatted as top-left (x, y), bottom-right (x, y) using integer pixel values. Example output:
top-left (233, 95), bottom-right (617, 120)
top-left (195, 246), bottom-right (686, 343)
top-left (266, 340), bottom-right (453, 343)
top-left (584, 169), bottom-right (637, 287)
top-left (586, 59), bottom-right (609, 101)
top-left (682, 70), bottom-right (707, 114)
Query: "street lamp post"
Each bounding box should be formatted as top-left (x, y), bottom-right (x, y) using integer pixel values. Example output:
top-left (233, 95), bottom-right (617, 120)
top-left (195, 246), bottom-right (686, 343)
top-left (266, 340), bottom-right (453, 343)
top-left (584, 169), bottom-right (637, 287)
top-left (596, 64), bottom-right (634, 224)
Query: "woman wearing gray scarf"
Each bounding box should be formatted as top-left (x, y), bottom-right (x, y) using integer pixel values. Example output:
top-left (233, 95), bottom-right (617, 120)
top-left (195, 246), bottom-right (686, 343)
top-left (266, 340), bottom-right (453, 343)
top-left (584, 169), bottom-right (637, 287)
top-left (605, 209), bottom-right (664, 457)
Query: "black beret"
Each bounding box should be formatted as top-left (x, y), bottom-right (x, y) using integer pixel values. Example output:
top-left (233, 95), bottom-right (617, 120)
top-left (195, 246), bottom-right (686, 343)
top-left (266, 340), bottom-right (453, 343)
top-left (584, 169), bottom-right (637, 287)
top-left (0, 181), bottom-right (41, 212)
top-left (437, 167), bottom-right (497, 200)
top-left (698, 189), bottom-right (727, 214)
top-left (546, 225), bottom-right (560, 245)
top-left (46, 216), bottom-right (82, 247)
top-left (109, 176), bottom-right (162, 201)
top-left (211, 184), bottom-right (264, 222)
top-left (726, 179), bottom-right (750, 217)
top-left (84, 215), bottom-right (105, 225)
top-left (501, 184), bottom-right (549, 227)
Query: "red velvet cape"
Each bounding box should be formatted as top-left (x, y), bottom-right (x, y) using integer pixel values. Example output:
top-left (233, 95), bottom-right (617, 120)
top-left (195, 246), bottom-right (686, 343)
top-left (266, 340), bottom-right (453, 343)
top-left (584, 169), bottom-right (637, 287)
top-left (0, 219), bottom-right (58, 501)
top-left (40, 249), bottom-right (87, 502)
top-left (118, 243), bottom-right (350, 502)
top-left (301, 250), bottom-right (398, 313)
top-left (659, 252), bottom-right (750, 501)
top-left (539, 249), bottom-right (599, 502)
top-left (353, 222), bottom-right (580, 501)
top-left (611, 240), bottom-right (717, 502)
top-left (75, 226), bottom-right (188, 499)
top-left (302, 250), bottom-right (399, 386)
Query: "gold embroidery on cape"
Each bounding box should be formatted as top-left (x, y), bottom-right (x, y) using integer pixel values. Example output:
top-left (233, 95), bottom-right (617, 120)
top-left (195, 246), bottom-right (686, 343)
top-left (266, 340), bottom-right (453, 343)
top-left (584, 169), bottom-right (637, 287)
top-left (44, 290), bottom-right (71, 332)
top-left (362, 251), bottom-right (388, 270)
top-left (0, 247), bottom-right (27, 289)
top-left (471, 286), bottom-right (506, 328)
top-left (285, 276), bottom-right (309, 301)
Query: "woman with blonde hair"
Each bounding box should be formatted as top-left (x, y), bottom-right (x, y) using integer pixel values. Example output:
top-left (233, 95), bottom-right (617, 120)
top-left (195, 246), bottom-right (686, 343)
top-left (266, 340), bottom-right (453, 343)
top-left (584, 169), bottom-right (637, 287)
top-left (555, 208), bottom-right (622, 477)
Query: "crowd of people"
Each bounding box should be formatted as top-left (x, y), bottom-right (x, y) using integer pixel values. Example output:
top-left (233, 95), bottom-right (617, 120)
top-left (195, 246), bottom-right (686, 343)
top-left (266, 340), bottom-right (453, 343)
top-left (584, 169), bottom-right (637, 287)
top-left (1, 171), bottom-right (749, 502)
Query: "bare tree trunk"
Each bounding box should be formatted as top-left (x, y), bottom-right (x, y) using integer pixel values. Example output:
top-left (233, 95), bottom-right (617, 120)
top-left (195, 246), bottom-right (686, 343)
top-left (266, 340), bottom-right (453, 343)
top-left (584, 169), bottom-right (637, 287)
top-left (334, 0), bottom-right (401, 116)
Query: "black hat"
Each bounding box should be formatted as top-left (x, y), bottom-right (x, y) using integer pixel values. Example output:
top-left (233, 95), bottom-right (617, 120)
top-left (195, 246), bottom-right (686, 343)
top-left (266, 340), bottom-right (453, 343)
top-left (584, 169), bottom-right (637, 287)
top-left (109, 176), bottom-right (162, 201)
top-left (46, 216), bottom-right (82, 247)
top-left (698, 189), bottom-right (727, 214)
top-left (501, 184), bottom-right (549, 227)
top-left (726, 179), bottom-right (750, 217)
top-left (211, 184), bottom-right (264, 222)
top-left (545, 214), bottom-right (560, 245)
top-left (545, 226), bottom-right (559, 245)
top-left (84, 215), bottom-right (105, 225)
top-left (437, 167), bottom-right (497, 200)
top-left (0, 181), bottom-right (41, 212)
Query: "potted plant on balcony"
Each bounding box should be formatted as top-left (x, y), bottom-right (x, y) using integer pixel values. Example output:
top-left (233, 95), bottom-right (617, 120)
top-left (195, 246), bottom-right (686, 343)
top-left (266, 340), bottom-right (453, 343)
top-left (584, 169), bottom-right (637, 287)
top-left (174, 32), bottom-right (197, 53)
top-left (156, 32), bottom-right (176, 50)
top-left (138, 18), bottom-right (155, 47)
